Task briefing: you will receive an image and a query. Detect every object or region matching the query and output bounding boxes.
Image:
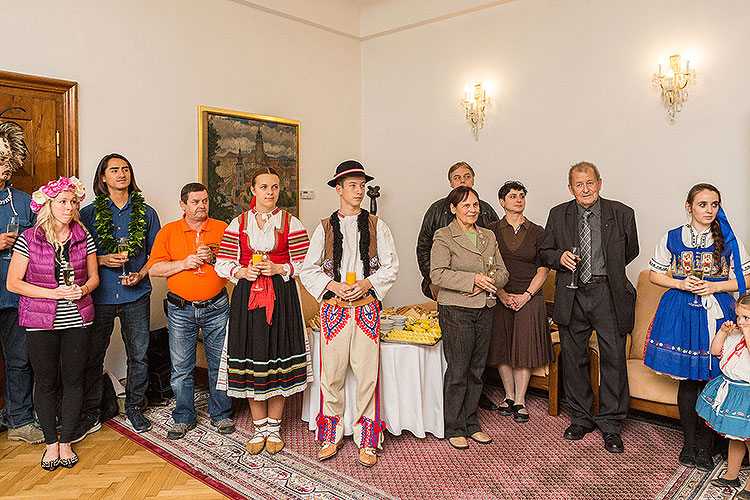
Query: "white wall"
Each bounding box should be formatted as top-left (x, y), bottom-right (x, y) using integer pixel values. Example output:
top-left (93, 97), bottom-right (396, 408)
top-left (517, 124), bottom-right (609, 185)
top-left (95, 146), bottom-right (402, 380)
top-left (4, 0), bottom-right (361, 378)
top-left (362, 0), bottom-right (750, 307)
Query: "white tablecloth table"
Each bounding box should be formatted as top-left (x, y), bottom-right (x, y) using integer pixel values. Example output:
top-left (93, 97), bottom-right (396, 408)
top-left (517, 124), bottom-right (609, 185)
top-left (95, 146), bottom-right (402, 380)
top-left (302, 329), bottom-right (447, 438)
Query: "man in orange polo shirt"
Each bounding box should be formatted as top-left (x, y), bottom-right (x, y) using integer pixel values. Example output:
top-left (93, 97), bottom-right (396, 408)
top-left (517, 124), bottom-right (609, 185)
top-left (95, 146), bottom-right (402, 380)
top-left (148, 183), bottom-right (234, 440)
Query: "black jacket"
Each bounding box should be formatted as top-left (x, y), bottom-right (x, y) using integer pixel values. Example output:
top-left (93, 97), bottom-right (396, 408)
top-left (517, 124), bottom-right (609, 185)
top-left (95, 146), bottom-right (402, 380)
top-left (416, 196), bottom-right (499, 299)
top-left (538, 197), bottom-right (639, 334)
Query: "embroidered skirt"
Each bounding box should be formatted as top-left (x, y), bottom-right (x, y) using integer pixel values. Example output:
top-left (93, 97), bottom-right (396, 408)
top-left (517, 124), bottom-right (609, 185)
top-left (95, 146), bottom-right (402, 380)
top-left (217, 275), bottom-right (311, 400)
top-left (696, 373), bottom-right (750, 440)
top-left (643, 289), bottom-right (734, 380)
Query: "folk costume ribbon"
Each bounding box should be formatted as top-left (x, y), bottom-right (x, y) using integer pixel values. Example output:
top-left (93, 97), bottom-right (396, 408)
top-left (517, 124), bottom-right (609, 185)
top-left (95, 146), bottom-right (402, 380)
top-left (717, 207), bottom-right (746, 295)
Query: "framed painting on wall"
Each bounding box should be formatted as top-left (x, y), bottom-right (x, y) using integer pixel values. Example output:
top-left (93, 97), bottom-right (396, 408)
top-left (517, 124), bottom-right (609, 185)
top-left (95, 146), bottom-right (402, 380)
top-left (199, 106), bottom-right (300, 222)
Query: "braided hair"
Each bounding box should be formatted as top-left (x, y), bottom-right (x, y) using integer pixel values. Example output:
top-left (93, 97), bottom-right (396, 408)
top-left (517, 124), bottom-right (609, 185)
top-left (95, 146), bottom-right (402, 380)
top-left (686, 183), bottom-right (724, 266)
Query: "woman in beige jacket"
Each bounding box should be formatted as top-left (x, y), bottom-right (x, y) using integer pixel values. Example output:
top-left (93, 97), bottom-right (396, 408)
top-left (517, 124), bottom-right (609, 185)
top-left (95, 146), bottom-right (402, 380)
top-left (430, 186), bottom-right (508, 450)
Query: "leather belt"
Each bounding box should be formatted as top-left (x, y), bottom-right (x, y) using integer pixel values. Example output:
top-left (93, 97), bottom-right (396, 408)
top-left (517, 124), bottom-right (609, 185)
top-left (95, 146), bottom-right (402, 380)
top-left (167, 289), bottom-right (226, 309)
top-left (323, 295), bottom-right (377, 308)
top-left (583, 275), bottom-right (608, 284)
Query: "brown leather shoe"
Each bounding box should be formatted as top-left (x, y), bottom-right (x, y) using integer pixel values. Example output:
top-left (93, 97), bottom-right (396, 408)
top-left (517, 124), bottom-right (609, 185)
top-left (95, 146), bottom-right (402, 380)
top-left (317, 440), bottom-right (343, 461)
top-left (470, 431), bottom-right (492, 444)
top-left (358, 447), bottom-right (377, 467)
top-left (448, 436), bottom-right (469, 449)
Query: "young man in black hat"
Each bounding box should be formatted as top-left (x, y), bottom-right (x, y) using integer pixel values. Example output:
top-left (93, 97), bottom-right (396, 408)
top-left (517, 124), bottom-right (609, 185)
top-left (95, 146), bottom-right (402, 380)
top-left (300, 160), bottom-right (399, 467)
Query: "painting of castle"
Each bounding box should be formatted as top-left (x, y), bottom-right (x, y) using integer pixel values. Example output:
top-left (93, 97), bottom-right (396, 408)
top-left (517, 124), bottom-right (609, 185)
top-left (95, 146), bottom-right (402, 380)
top-left (200, 107), bottom-right (299, 222)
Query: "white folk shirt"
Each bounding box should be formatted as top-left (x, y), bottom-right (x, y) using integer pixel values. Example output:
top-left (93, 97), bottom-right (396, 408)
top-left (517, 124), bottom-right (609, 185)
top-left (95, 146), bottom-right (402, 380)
top-left (300, 212), bottom-right (399, 302)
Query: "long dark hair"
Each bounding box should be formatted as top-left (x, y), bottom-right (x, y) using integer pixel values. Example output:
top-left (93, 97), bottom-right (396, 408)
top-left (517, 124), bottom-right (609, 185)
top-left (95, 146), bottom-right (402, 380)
top-left (93, 153), bottom-right (141, 196)
top-left (686, 183), bottom-right (724, 264)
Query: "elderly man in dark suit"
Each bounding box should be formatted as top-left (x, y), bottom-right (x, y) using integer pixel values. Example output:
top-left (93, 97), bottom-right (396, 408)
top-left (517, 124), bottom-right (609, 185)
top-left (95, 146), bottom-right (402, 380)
top-left (539, 161), bottom-right (638, 453)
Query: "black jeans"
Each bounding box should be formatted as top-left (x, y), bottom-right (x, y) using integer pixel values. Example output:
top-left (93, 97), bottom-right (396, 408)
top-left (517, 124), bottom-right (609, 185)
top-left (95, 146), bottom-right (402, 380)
top-left (0, 308), bottom-right (35, 428)
top-left (439, 304), bottom-right (493, 438)
top-left (80, 294), bottom-right (151, 418)
top-left (26, 327), bottom-right (89, 444)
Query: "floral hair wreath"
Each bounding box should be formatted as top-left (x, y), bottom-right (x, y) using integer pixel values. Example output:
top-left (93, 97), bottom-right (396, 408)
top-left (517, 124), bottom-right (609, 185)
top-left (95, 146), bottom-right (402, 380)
top-left (30, 176), bottom-right (86, 213)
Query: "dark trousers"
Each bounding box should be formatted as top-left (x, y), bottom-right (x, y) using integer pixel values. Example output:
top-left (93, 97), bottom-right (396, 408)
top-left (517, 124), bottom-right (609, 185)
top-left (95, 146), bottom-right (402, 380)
top-left (26, 327), bottom-right (88, 444)
top-left (0, 308), bottom-right (35, 428)
top-left (439, 304), bottom-right (493, 438)
top-left (559, 281), bottom-right (629, 433)
top-left (81, 294), bottom-right (150, 418)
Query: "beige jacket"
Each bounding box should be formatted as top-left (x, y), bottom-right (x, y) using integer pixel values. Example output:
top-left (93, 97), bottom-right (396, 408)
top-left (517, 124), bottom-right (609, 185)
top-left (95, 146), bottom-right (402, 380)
top-left (430, 220), bottom-right (509, 309)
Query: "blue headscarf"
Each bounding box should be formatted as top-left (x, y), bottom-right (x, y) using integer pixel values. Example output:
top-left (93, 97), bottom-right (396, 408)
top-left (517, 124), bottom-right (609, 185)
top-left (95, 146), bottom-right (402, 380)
top-left (717, 207), bottom-right (746, 295)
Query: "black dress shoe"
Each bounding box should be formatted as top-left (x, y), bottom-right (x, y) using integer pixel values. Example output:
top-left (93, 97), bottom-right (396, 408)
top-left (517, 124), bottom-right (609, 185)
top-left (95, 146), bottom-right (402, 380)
top-left (710, 476), bottom-right (741, 489)
top-left (603, 433), bottom-right (624, 453)
top-left (478, 393), bottom-right (498, 411)
top-left (563, 423), bottom-right (595, 441)
top-left (695, 449), bottom-right (715, 472)
top-left (678, 446), bottom-right (697, 468)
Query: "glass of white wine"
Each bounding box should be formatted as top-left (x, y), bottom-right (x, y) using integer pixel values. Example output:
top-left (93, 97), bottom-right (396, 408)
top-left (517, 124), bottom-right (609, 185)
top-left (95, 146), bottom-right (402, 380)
top-left (194, 232), bottom-right (206, 274)
top-left (4, 216), bottom-right (18, 260)
top-left (566, 246), bottom-right (580, 289)
top-left (485, 256), bottom-right (497, 299)
top-left (117, 237), bottom-right (129, 279)
top-left (61, 260), bottom-right (76, 305)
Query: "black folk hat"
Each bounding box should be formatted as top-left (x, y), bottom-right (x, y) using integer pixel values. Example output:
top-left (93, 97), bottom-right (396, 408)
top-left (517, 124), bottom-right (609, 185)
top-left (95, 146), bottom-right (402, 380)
top-left (327, 160), bottom-right (374, 187)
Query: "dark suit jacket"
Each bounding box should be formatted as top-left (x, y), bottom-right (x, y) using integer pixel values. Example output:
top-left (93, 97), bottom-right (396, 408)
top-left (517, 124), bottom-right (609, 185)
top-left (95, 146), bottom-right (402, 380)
top-left (538, 197), bottom-right (639, 334)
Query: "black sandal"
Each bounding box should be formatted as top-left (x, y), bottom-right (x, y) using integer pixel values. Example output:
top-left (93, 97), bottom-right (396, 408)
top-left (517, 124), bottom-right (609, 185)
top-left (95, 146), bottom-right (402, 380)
top-left (59, 450), bottom-right (78, 468)
top-left (497, 398), bottom-right (514, 416)
top-left (512, 404), bottom-right (530, 423)
top-left (41, 451), bottom-right (60, 471)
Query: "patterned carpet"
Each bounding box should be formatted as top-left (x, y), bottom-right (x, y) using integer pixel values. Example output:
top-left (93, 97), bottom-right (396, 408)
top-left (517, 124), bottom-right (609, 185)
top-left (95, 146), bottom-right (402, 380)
top-left (106, 386), bottom-right (727, 499)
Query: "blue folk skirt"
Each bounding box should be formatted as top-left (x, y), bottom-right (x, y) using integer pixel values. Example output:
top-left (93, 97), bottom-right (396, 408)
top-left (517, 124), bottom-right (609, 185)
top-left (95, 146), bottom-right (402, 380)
top-left (696, 374), bottom-right (750, 440)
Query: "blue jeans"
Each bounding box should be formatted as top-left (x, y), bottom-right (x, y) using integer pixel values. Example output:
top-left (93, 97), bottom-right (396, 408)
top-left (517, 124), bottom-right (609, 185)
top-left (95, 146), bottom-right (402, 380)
top-left (0, 308), bottom-right (35, 428)
top-left (167, 289), bottom-right (231, 424)
top-left (81, 294), bottom-right (151, 416)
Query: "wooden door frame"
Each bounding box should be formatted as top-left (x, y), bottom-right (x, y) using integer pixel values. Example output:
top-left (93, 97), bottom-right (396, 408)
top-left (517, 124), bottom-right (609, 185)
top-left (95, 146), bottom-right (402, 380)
top-left (0, 70), bottom-right (78, 176)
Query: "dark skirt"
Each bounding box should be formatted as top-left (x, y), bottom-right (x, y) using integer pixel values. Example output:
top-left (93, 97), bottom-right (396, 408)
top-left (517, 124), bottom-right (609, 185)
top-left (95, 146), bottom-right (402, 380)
top-left (487, 294), bottom-right (553, 368)
top-left (224, 275), bottom-right (310, 400)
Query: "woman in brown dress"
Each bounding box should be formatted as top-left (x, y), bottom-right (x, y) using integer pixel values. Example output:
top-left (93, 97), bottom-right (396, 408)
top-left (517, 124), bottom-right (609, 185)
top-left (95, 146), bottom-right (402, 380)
top-left (487, 181), bottom-right (553, 423)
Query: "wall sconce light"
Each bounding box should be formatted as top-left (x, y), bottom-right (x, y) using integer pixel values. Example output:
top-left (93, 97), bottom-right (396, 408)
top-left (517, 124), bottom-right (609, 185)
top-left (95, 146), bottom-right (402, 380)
top-left (461, 83), bottom-right (489, 140)
top-left (652, 54), bottom-right (696, 122)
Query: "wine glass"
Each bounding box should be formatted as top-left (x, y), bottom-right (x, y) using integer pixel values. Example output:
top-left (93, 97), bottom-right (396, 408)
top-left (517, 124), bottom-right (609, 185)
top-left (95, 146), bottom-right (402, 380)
top-left (485, 256), bottom-right (497, 299)
top-left (689, 268), bottom-right (704, 308)
top-left (61, 260), bottom-right (76, 305)
top-left (117, 237), bottom-right (129, 279)
top-left (4, 216), bottom-right (18, 260)
top-left (566, 246), bottom-right (580, 289)
top-left (194, 232), bottom-right (206, 274)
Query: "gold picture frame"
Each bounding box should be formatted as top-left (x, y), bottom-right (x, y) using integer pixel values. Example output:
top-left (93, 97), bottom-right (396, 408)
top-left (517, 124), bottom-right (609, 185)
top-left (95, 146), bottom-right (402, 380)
top-left (199, 106), bottom-right (300, 222)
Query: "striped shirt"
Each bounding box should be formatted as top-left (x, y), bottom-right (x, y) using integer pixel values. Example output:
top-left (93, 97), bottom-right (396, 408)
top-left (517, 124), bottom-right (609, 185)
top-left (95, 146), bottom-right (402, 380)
top-left (14, 231), bottom-right (97, 330)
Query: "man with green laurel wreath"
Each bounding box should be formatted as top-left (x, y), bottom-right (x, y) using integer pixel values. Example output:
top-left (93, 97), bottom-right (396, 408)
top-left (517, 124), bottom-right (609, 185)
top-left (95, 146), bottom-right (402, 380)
top-left (77, 153), bottom-right (161, 437)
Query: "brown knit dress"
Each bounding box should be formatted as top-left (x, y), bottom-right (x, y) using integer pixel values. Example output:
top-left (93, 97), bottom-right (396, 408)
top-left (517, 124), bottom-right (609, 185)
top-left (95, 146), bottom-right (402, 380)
top-left (487, 218), bottom-right (553, 368)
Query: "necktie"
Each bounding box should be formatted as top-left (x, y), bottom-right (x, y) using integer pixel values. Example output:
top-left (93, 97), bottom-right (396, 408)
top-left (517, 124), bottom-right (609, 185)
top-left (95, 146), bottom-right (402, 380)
top-left (579, 210), bottom-right (593, 284)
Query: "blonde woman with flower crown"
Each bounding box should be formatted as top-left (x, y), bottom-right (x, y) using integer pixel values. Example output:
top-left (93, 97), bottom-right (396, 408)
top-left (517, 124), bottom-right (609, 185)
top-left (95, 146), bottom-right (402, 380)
top-left (7, 177), bottom-right (99, 471)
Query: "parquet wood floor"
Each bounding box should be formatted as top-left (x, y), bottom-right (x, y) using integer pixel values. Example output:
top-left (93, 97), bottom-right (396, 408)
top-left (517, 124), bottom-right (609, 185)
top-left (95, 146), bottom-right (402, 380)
top-left (0, 425), bottom-right (226, 499)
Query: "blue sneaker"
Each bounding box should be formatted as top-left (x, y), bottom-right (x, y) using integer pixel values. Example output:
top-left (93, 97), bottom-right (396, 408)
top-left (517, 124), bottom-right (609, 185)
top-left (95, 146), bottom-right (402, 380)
top-left (126, 409), bottom-right (152, 433)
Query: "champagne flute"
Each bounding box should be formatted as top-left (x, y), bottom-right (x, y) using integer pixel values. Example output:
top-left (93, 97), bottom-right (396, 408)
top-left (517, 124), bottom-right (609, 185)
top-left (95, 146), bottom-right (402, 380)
top-left (117, 237), bottom-right (129, 279)
top-left (485, 256), bottom-right (497, 299)
top-left (194, 232), bottom-right (206, 274)
top-left (4, 216), bottom-right (18, 260)
top-left (566, 246), bottom-right (580, 289)
top-left (61, 260), bottom-right (76, 306)
top-left (689, 265), bottom-right (705, 308)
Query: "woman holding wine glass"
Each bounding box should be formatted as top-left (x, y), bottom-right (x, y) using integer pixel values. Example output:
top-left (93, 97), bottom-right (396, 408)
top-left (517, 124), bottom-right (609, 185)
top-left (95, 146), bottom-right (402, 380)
top-left (486, 181), bottom-right (552, 423)
top-left (215, 167), bottom-right (311, 455)
top-left (644, 183), bottom-right (750, 471)
top-left (7, 177), bottom-right (99, 470)
top-left (430, 185), bottom-right (508, 449)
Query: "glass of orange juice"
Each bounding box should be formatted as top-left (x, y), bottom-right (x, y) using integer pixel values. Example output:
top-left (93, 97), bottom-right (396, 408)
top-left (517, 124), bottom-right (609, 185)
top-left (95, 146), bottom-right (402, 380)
top-left (252, 253), bottom-right (263, 265)
top-left (346, 272), bottom-right (356, 285)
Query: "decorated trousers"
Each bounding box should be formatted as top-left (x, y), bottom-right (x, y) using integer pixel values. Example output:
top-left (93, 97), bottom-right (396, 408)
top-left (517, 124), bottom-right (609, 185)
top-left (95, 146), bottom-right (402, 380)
top-left (316, 298), bottom-right (385, 449)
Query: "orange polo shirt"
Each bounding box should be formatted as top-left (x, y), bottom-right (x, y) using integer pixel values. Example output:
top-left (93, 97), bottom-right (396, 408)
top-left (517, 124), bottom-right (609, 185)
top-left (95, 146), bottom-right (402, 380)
top-left (148, 216), bottom-right (228, 301)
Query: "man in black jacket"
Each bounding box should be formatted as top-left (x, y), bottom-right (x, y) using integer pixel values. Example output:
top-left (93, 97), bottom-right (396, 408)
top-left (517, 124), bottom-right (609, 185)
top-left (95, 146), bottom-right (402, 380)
top-left (416, 162), bottom-right (499, 300)
top-left (539, 161), bottom-right (638, 454)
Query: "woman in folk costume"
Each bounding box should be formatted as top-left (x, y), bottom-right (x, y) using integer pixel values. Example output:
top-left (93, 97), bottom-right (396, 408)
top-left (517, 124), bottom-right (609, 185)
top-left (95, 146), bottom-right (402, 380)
top-left (215, 167), bottom-right (311, 455)
top-left (299, 160), bottom-right (399, 468)
top-left (644, 183), bottom-right (750, 471)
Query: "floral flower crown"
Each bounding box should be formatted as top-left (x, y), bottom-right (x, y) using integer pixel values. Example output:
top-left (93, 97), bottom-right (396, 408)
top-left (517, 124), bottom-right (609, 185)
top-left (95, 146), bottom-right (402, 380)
top-left (30, 176), bottom-right (86, 213)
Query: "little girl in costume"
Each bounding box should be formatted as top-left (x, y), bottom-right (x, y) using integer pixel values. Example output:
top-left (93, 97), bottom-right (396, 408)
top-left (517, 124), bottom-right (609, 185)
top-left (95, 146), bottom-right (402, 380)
top-left (696, 295), bottom-right (750, 498)
top-left (644, 183), bottom-right (750, 470)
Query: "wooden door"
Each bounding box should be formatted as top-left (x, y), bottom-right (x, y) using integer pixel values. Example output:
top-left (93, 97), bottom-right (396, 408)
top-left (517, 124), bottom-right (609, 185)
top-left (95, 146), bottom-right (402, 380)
top-left (0, 71), bottom-right (78, 407)
top-left (0, 70), bottom-right (78, 194)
